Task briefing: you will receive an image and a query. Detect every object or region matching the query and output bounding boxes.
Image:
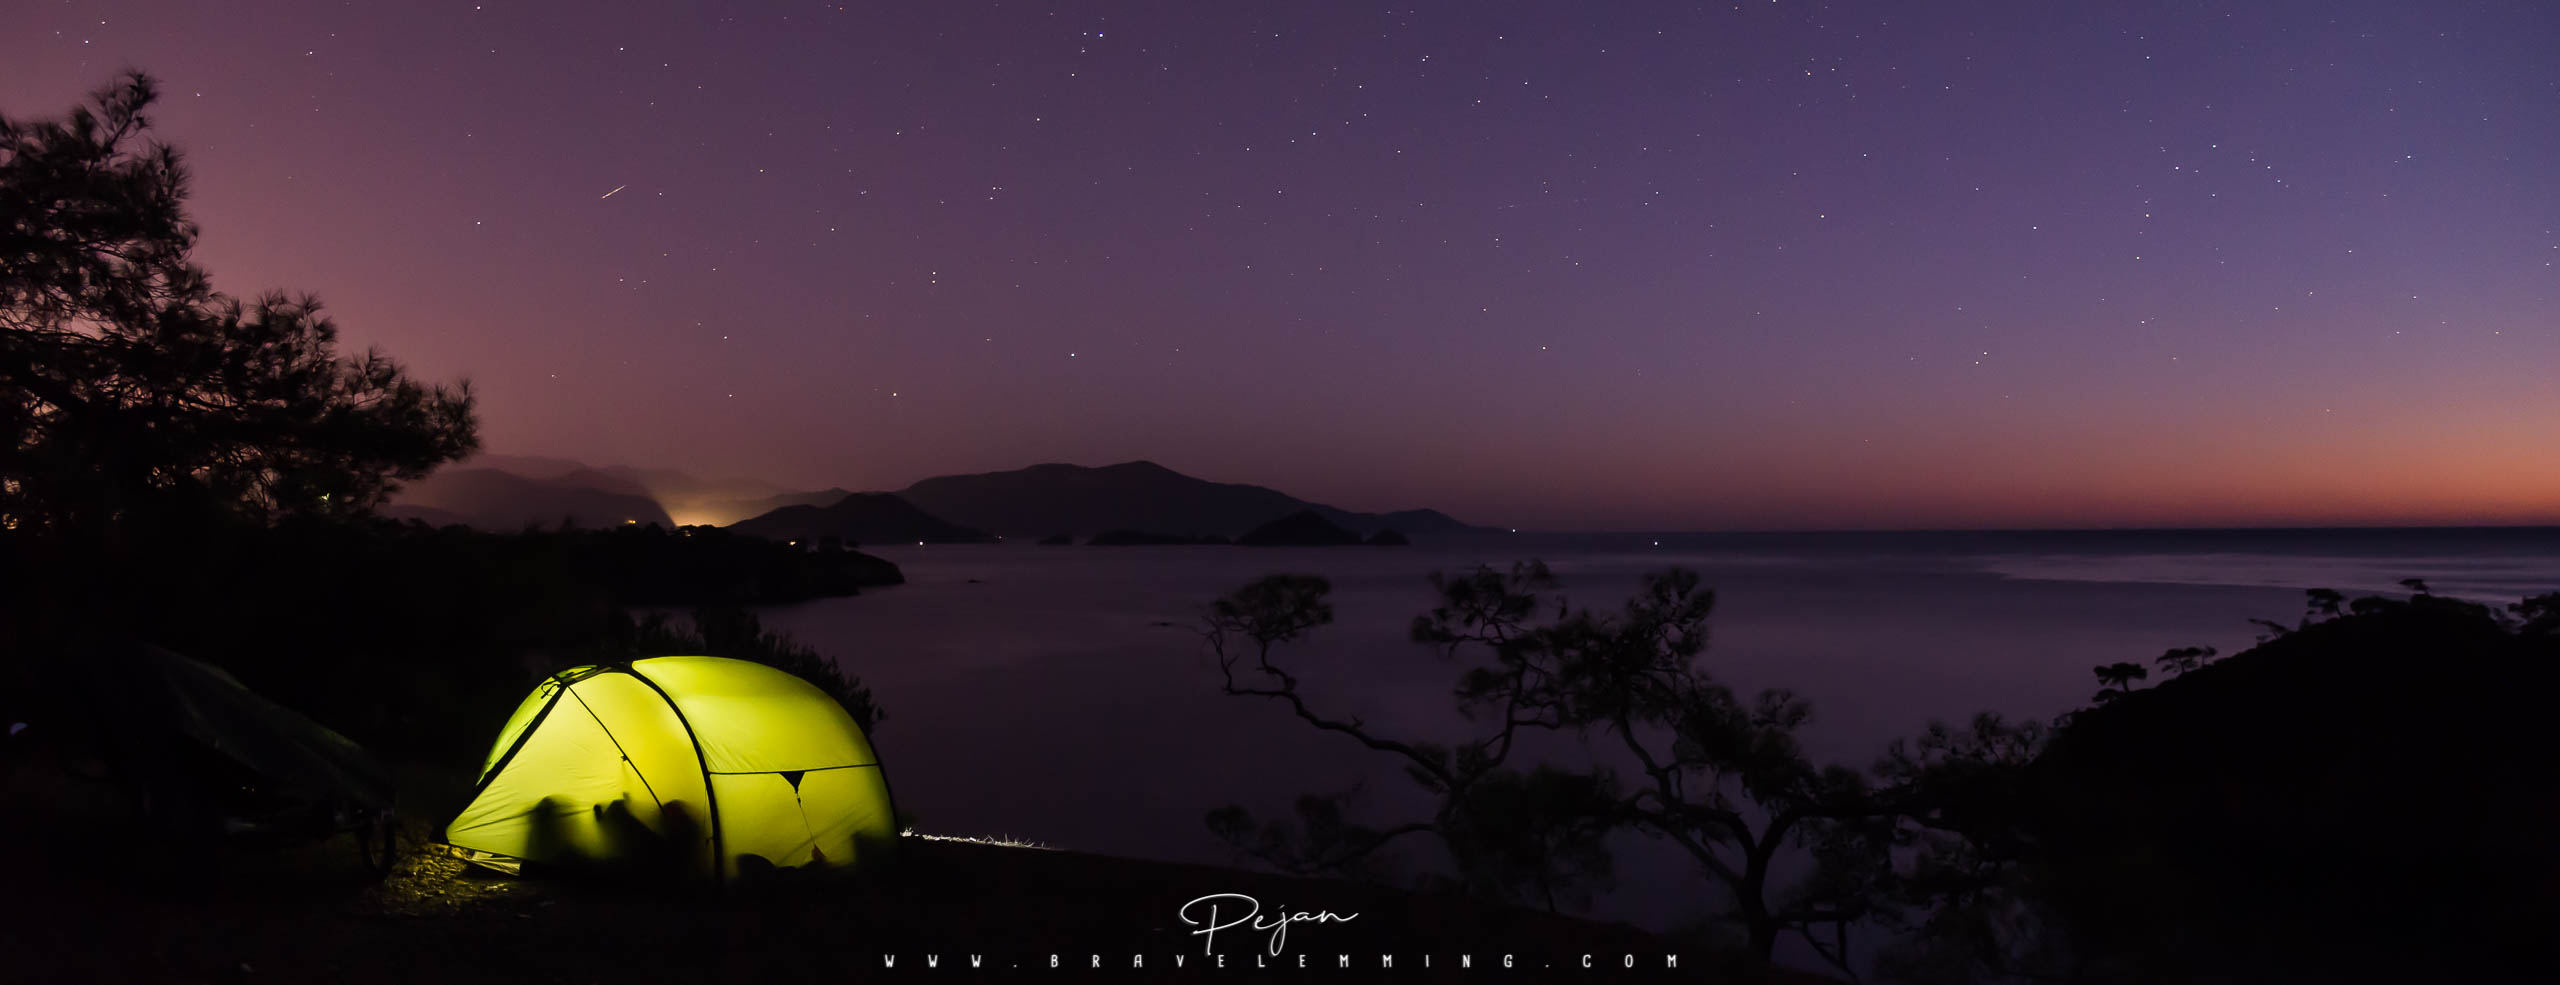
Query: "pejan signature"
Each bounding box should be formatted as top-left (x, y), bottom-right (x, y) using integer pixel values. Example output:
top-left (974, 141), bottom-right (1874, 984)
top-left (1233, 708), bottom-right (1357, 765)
top-left (1178, 893), bottom-right (1359, 956)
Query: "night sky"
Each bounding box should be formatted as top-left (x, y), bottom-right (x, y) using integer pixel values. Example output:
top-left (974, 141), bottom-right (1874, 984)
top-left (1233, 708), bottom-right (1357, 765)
top-left (8, 1), bottom-right (2556, 530)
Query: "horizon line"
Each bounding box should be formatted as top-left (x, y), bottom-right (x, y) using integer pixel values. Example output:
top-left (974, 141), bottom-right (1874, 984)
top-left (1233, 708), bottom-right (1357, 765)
top-left (1478, 523), bottom-right (2560, 536)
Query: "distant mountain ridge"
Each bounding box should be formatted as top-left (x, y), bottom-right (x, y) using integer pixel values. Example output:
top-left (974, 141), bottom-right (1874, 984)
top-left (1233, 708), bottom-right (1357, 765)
top-left (392, 455), bottom-right (1493, 542)
top-left (889, 460), bottom-right (1488, 538)
top-left (386, 468), bottom-right (675, 530)
top-left (691, 487), bottom-right (852, 527)
top-left (404, 454), bottom-right (841, 527)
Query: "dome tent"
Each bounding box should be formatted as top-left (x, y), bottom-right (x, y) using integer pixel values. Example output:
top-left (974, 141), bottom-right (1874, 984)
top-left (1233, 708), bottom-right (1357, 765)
top-left (445, 656), bottom-right (897, 882)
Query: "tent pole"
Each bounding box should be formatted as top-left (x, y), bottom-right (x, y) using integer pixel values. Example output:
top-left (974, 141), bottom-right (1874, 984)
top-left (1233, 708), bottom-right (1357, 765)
top-left (619, 665), bottom-right (725, 884)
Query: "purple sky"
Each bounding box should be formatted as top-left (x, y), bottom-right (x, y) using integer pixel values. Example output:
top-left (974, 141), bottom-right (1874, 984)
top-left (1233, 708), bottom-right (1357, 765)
top-left (8, 1), bottom-right (2557, 530)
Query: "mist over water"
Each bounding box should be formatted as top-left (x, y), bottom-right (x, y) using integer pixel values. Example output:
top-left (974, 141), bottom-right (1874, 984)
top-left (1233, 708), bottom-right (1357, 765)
top-left (1970, 551), bottom-right (2560, 602)
top-left (751, 529), bottom-right (2560, 943)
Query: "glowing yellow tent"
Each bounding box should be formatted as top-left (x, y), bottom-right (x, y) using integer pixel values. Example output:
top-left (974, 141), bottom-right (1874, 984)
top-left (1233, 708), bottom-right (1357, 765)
top-left (444, 656), bottom-right (898, 882)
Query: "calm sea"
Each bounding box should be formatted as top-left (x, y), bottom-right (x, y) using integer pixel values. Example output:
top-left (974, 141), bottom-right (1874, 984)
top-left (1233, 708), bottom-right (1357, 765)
top-left (750, 528), bottom-right (2560, 948)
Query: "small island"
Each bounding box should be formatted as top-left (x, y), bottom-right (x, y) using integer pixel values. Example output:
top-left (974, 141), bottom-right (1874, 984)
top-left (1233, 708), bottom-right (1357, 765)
top-left (1085, 530), bottom-right (1233, 545)
top-left (728, 492), bottom-right (997, 545)
top-left (1236, 510), bottom-right (1369, 546)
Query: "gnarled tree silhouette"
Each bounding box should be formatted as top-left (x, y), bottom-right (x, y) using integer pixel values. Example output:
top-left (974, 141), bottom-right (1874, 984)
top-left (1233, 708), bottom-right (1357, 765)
top-left (1198, 562), bottom-right (2017, 975)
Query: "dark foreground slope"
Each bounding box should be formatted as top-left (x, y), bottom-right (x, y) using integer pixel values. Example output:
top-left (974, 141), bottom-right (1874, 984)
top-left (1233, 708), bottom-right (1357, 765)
top-left (2016, 591), bottom-right (2560, 982)
top-left (0, 819), bottom-right (1801, 984)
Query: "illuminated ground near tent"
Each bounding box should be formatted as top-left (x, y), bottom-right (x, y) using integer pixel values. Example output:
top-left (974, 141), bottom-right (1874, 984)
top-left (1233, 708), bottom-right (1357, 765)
top-left (903, 830), bottom-right (1057, 850)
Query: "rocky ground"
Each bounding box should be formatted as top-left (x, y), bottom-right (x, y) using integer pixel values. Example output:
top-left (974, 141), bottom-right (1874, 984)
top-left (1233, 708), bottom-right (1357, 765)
top-left (0, 808), bottom-right (1820, 984)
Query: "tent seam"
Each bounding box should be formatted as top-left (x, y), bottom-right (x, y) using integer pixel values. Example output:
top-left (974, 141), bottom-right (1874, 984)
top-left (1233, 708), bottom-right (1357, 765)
top-left (561, 683), bottom-right (667, 812)
top-left (463, 677), bottom-right (572, 799)
top-left (700, 762), bottom-right (879, 775)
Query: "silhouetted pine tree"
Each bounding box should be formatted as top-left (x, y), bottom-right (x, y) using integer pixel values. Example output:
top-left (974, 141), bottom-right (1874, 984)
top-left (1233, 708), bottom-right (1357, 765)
top-left (1, 71), bottom-right (476, 545)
